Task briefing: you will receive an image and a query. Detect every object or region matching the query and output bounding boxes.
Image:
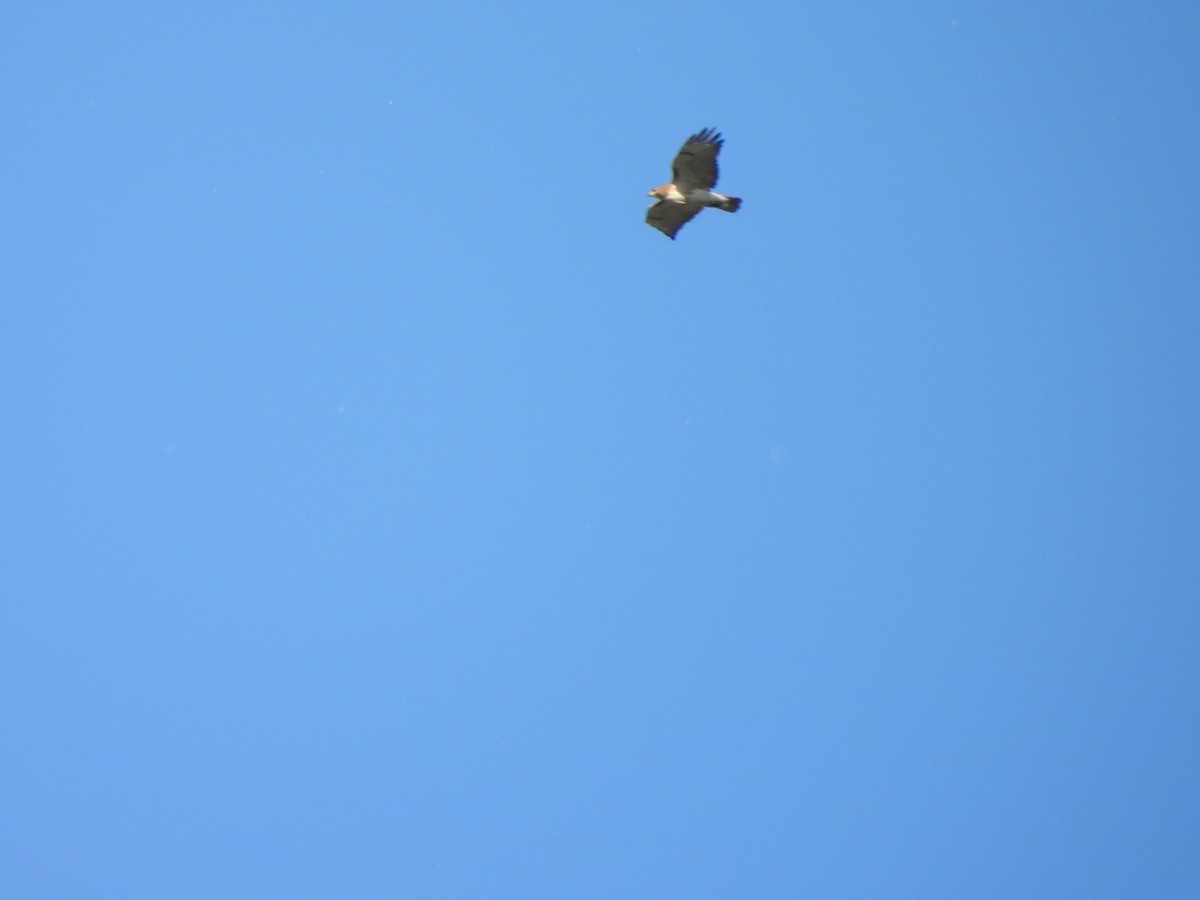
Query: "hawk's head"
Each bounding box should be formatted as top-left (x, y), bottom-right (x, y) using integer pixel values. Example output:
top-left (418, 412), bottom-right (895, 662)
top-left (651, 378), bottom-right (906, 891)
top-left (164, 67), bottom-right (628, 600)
top-left (649, 185), bottom-right (685, 203)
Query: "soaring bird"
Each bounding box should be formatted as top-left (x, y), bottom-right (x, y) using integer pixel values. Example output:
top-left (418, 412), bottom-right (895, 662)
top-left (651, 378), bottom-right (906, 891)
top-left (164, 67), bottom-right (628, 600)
top-left (646, 127), bottom-right (742, 240)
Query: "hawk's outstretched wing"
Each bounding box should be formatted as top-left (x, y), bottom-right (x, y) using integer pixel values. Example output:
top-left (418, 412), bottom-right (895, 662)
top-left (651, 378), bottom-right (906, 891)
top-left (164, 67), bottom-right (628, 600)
top-left (671, 128), bottom-right (723, 192)
top-left (646, 201), bottom-right (704, 240)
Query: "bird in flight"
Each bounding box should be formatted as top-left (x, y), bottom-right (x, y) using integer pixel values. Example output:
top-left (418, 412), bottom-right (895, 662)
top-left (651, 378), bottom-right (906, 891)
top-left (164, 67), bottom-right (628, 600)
top-left (646, 127), bottom-right (742, 240)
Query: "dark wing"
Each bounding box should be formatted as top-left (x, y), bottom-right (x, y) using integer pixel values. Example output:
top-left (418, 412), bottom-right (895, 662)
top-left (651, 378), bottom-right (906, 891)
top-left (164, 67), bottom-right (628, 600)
top-left (646, 201), bottom-right (705, 240)
top-left (671, 127), bottom-right (723, 192)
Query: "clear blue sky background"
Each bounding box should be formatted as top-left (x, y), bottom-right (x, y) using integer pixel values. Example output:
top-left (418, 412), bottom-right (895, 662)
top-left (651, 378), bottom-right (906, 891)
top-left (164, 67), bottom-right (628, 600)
top-left (4, 3), bottom-right (1199, 897)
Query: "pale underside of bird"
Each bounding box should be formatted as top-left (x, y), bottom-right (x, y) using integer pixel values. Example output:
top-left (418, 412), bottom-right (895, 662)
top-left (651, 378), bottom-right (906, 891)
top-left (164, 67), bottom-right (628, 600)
top-left (646, 127), bottom-right (742, 240)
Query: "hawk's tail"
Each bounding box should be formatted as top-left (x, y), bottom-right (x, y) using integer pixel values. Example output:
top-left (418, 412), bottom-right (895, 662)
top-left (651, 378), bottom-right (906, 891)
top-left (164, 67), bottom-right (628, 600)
top-left (720, 196), bottom-right (742, 213)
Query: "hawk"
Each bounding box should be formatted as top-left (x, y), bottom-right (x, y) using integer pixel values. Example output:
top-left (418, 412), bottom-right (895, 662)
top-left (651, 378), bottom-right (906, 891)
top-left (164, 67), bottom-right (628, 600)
top-left (646, 127), bottom-right (742, 240)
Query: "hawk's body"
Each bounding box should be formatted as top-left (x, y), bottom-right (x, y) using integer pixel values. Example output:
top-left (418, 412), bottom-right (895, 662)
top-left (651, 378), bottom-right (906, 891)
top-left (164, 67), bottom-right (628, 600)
top-left (646, 127), bottom-right (742, 239)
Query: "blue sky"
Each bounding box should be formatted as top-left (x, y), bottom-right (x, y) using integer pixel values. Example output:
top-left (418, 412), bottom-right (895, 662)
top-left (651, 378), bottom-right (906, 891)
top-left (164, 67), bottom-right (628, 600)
top-left (4, 2), bottom-right (1199, 896)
